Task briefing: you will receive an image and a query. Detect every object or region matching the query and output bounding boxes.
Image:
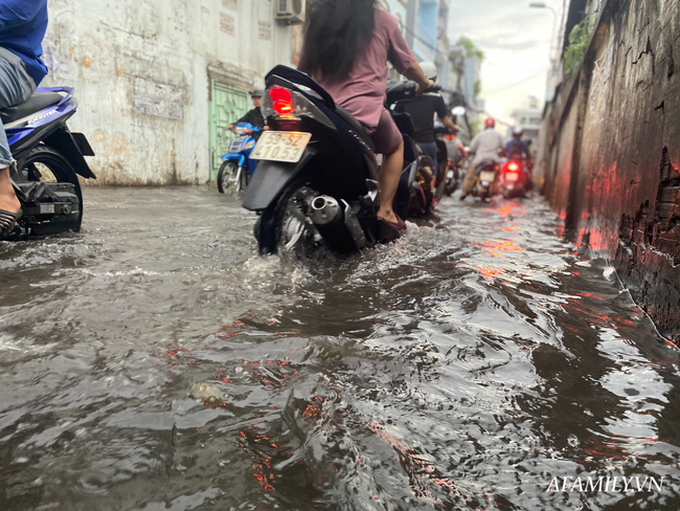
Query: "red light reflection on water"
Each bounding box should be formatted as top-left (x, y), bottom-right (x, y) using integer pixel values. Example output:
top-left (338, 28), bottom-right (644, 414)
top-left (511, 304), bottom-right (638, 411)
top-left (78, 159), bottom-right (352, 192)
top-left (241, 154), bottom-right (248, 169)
top-left (367, 421), bottom-right (462, 505)
top-left (215, 320), bottom-right (245, 339)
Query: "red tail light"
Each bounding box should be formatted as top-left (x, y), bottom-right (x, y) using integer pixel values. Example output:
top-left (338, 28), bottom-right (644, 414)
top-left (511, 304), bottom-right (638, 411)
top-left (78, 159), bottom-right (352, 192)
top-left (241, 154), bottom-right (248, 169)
top-left (269, 86), bottom-right (294, 114)
top-left (506, 162), bottom-right (520, 172)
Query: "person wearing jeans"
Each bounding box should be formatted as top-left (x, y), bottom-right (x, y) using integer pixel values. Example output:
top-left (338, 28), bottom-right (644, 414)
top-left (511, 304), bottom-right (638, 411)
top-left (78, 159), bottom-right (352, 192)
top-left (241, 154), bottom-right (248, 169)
top-left (0, 0), bottom-right (49, 236)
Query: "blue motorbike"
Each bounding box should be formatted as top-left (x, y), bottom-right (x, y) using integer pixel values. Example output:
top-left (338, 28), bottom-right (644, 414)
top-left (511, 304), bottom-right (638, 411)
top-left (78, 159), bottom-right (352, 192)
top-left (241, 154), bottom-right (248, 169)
top-left (217, 122), bottom-right (261, 194)
top-left (1, 86), bottom-right (95, 239)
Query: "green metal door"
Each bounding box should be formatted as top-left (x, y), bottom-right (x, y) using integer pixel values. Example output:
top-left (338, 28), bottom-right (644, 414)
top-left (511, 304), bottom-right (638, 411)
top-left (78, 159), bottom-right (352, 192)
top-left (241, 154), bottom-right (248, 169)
top-left (209, 81), bottom-right (249, 182)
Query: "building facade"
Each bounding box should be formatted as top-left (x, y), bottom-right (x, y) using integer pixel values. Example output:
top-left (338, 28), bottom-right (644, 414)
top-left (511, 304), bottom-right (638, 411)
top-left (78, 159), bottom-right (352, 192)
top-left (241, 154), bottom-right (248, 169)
top-left (42, 0), bottom-right (299, 185)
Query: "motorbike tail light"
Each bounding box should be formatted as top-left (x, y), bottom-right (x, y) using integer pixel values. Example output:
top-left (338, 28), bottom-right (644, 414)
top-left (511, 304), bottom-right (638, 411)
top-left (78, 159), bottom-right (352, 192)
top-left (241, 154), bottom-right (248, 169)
top-left (506, 162), bottom-right (520, 172)
top-left (269, 86), bottom-right (294, 114)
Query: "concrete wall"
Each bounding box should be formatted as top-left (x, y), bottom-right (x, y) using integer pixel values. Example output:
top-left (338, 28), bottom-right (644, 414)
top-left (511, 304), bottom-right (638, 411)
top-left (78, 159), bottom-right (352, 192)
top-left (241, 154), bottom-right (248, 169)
top-left (42, 0), bottom-right (295, 185)
top-left (540, 0), bottom-right (680, 340)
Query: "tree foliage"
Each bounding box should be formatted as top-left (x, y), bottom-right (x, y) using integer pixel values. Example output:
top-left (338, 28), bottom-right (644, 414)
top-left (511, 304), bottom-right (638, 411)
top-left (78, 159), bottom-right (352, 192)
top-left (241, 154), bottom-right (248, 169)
top-left (456, 36), bottom-right (485, 62)
top-left (563, 16), bottom-right (596, 73)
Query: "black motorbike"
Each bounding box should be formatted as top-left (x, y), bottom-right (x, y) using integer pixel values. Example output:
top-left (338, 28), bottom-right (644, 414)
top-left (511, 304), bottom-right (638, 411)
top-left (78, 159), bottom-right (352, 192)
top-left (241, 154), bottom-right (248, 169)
top-left (242, 66), bottom-right (422, 256)
top-left (1, 86), bottom-right (95, 240)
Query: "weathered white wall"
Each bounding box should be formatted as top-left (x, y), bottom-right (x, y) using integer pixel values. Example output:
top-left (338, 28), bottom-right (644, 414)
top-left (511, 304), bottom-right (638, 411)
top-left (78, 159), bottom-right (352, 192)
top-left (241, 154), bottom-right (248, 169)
top-left (41, 0), bottom-right (295, 185)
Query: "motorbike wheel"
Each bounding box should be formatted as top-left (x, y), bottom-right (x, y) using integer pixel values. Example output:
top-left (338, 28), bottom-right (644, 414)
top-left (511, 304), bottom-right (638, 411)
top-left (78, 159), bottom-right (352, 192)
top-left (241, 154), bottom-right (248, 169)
top-left (444, 169), bottom-right (458, 196)
top-left (409, 161), bottom-right (435, 217)
top-left (256, 181), bottom-right (319, 256)
top-left (15, 145), bottom-right (84, 231)
top-left (217, 161), bottom-right (243, 194)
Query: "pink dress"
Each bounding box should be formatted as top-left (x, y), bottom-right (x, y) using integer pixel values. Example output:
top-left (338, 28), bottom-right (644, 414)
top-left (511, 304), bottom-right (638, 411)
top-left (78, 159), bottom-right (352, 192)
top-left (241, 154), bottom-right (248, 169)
top-left (298, 9), bottom-right (414, 135)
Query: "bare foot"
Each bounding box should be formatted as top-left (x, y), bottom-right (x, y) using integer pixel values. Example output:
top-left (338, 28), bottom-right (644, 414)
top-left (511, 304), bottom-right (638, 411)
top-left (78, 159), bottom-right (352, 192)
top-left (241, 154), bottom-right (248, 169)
top-left (377, 207), bottom-right (398, 225)
top-left (0, 167), bottom-right (21, 214)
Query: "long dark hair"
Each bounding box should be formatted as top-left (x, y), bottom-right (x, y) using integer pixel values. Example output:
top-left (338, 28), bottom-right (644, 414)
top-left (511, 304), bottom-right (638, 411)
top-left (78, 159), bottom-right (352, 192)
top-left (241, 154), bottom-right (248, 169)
top-left (299, 0), bottom-right (377, 83)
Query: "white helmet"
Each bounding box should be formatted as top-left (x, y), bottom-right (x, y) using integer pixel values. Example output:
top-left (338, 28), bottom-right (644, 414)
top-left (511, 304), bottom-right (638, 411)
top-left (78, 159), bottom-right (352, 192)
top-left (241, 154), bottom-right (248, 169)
top-left (419, 61), bottom-right (437, 82)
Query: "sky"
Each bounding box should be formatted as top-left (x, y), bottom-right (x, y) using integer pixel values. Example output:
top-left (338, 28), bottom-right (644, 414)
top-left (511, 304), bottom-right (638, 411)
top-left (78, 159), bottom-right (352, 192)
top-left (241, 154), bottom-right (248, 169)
top-left (447, 0), bottom-right (565, 122)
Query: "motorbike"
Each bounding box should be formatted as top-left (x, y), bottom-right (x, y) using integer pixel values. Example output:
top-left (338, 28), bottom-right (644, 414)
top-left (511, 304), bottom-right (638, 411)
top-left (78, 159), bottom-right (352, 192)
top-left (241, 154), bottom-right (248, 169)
top-left (217, 122), bottom-right (261, 194)
top-left (409, 145), bottom-right (435, 217)
top-left (1, 86), bottom-right (95, 240)
top-left (499, 157), bottom-right (529, 199)
top-left (469, 159), bottom-right (499, 201)
top-left (432, 126), bottom-right (464, 198)
top-left (242, 65), bottom-right (419, 256)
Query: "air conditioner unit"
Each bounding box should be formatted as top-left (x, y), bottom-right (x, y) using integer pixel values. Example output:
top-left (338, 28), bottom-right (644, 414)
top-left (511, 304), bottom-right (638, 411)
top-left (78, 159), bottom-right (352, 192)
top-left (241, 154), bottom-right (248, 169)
top-left (275, 0), bottom-right (305, 24)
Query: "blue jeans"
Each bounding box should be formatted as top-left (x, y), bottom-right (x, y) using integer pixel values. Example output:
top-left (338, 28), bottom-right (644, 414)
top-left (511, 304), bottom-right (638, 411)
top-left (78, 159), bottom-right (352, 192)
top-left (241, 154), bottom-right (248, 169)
top-left (0, 47), bottom-right (36, 168)
top-left (418, 141), bottom-right (438, 178)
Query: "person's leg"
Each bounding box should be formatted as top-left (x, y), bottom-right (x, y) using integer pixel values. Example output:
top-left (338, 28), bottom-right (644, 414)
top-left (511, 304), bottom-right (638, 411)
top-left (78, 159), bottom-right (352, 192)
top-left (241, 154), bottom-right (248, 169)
top-left (371, 109), bottom-right (405, 226)
top-left (377, 140), bottom-right (404, 225)
top-left (460, 164), bottom-right (478, 198)
top-left (0, 48), bottom-right (36, 216)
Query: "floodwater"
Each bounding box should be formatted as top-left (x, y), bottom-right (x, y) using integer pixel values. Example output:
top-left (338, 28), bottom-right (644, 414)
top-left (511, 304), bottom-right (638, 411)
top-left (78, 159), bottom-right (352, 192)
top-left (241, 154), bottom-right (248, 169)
top-left (0, 187), bottom-right (678, 511)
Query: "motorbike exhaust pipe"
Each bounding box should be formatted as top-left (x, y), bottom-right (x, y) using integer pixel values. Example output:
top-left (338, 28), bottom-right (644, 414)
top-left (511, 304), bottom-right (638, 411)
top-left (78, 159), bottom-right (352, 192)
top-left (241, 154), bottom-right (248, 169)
top-left (309, 196), bottom-right (342, 226)
top-left (307, 195), bottom-right (366, 252)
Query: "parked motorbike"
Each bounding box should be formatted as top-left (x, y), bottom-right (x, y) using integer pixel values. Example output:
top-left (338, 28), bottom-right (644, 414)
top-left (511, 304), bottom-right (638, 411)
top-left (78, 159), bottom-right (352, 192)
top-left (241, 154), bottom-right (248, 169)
top-left (1, 86), bottom-right (95, 240)
top-left (242, 65), bottom-right (418, 256)
top-left (499, 158), bottom-right (528, 199)
top-left (470, 159), bottom-right (499, 201)
top-left (217, 122), bottom-right (261, 194)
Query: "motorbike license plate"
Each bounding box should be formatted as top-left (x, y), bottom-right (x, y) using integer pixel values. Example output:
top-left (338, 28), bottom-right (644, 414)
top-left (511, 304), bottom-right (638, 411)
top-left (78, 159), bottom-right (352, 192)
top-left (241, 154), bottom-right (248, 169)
top-left (506, 172), bottom-right (519, 182)
top-left (250, 131), bottom-right (312, 163)
top-left (480, 171), bottom-right (495, 182)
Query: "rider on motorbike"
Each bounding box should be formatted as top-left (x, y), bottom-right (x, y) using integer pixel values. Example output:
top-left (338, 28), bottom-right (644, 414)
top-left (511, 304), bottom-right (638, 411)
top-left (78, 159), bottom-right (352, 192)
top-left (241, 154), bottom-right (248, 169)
top-left (460, 117), bottom-right (505, 200)
top-left (0, 0), bottom-right (48, 236)
top-left (506, 126), bottom-right (534, 190)
top-left (297, 0), bottom-right (432, 231)
top-left (395, 61), bottom-right (460, 177)
top-left (229, 90), bottom-right (269, 134)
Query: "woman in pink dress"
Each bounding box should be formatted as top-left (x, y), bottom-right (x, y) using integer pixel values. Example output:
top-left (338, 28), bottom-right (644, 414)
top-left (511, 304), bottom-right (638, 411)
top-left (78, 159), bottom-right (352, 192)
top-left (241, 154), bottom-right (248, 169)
top-left (298, 0), bottom-right (432, 230)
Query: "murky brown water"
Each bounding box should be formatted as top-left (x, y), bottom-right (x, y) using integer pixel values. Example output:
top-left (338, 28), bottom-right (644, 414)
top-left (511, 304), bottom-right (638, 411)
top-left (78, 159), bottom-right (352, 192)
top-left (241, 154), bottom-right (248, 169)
top-left (0, 187), bottom-right (678, 510)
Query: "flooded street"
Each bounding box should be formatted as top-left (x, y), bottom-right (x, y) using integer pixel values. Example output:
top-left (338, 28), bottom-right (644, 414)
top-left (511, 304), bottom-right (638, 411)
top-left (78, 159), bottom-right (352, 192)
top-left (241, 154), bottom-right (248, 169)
top-left (0, 187), bottom-right (679, 510)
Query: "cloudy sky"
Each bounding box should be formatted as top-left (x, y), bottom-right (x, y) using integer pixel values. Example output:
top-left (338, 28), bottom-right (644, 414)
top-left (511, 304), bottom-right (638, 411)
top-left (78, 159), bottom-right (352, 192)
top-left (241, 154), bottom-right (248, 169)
top-left (448, 0), bottom-right (565, 121)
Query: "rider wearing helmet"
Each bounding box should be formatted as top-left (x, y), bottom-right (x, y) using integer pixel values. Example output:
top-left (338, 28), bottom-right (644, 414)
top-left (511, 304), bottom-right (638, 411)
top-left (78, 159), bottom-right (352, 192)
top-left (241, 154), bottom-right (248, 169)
top-left (506, 126), bottom-right (530, 160)
top-left (506, 126), bottom-right (534, 190)
top-left (460, 116), bottom-right (505, 200)
top-left (396, 61), bottom-right (460, 177)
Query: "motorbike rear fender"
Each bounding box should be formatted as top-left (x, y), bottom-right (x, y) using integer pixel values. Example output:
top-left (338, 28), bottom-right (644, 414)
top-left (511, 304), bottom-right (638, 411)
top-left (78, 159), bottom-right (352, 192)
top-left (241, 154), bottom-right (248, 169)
top-left (43, 129), bottom-right (96, 180)
top-left (242, 147), bottom-right (317, 211)
top-left (222, 153), bottom-right (246, 167)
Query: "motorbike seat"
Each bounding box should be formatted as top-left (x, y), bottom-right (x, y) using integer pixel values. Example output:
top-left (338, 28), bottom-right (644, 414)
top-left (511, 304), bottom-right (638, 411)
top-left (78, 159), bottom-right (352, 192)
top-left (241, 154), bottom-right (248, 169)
top-left (477, 158), bottom-right (497, 170)
top-left (0, 91), bottom-right (64, 124)
top-left (334, 106), bottom-right (375, 153)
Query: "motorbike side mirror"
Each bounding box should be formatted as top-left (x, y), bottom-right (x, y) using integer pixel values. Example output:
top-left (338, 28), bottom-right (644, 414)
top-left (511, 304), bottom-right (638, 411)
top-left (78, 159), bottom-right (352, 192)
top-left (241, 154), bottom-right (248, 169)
top-left (451, 106), bottom-right (466, 116)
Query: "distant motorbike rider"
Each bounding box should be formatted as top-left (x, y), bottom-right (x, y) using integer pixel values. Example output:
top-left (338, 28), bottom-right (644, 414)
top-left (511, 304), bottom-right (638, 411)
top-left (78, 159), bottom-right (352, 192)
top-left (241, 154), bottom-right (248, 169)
top-left (506, 126), bottom-right (533, 190)
top-left (444, 133), bottom-right (467, 169)
top-left (228, 90), bottom-right (269, 135)
top-left (506, 126), bottom-right (531, 161)
top-left (396, 61), bottom-right (460, 177)
top-left (460, 117), bottom-right (505, 200)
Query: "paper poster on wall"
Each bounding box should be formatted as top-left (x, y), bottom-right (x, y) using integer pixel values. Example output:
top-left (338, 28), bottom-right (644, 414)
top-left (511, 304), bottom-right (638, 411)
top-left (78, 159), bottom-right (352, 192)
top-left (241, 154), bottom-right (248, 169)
top-left (258, 21), bottom-right (272, 41)
top-left (220, 12), bottom-right (235, 36)
top-left (134, 80), bottom-right (183, 120)
top-left (222, 0), bottom-right (237, 11)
